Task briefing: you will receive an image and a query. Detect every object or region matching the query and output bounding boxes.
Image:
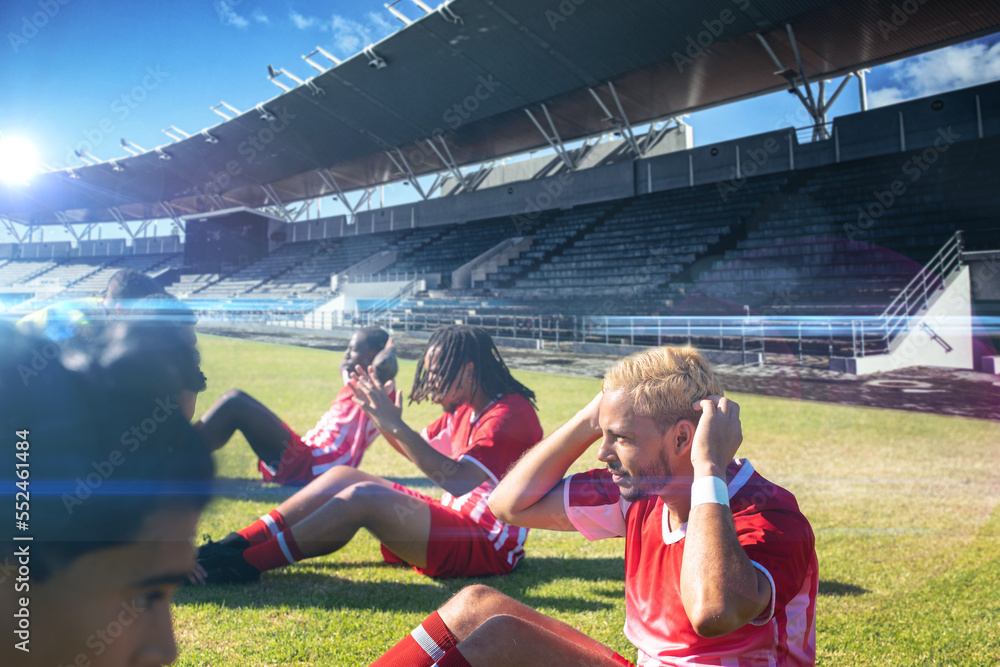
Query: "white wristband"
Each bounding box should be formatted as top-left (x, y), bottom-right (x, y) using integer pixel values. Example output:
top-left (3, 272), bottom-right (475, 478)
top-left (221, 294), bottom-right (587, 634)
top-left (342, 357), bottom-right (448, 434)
top-left (691, 476), bottom-right (729, 508)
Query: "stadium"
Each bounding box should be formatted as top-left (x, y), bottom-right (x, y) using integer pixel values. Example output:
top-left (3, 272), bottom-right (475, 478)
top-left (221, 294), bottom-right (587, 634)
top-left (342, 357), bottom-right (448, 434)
top-left (1, 0), bottom-right (999, 665)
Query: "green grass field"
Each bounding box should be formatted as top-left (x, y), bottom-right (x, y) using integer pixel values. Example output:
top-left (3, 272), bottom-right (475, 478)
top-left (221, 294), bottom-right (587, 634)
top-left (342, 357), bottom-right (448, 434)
top-left (174, 334), bottom-right (1000, 666)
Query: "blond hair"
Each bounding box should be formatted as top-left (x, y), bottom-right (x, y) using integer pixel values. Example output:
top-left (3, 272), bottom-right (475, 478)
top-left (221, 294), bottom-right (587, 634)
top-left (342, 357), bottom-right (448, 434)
top-left (602, 346), bottom-right (723, 431)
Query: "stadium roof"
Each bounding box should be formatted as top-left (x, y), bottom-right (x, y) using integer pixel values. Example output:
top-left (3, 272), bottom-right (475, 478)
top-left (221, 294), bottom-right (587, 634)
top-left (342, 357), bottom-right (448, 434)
top-left (3, 0), bottom-right (999, 227)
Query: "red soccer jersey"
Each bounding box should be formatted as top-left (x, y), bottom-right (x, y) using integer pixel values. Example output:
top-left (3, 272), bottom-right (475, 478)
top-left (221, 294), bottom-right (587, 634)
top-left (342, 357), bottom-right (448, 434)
top-left (421, 393), bottom-right (543, 569)
top-left (301, 385), bottom-right (387, 474)
top-left (260, 386), bottom-right (391, 483)
top-left (564, 459), bottom-right (818, 667)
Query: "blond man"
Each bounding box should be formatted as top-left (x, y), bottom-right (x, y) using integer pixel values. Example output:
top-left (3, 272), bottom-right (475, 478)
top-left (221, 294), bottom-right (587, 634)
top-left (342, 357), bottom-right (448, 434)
top-left (371, 346), bottom-right (818, 667)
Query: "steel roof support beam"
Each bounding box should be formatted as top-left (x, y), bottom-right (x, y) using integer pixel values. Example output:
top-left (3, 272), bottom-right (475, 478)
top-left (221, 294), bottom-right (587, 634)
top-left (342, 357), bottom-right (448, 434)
top-left (132, 220), bottom-right (153, 238)
top-left (194, 185), bottom-right (227, 211)
top-left (1, 217), bottom-right (29, 244)
top-left (160, 201), bottom-right (185, 232)
top-left (62, 223), bottom-right (82, 244)
top-left (588, 86), bottom-right (642, 158)
top-left (756, 26), bottom-right (860, 142)
top-left (316, 169), bottom-right (376, 222)
top-left (385, 149), bottom-right (429, 200)
top-left (425, 136), bottom-right (469, 192)
top-left (525, 104), bottom-right (575, 171)
top-left (641, 117), bottom-right (684, 154)
top-left (605, 82), bottom-right (642, 158)
top-left (260, 184), bottom-right (294, 220)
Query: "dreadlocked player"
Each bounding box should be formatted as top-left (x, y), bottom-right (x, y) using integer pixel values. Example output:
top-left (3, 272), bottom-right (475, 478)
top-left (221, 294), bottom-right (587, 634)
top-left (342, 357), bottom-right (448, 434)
top-left (190, 325), bottom-right (543, 584)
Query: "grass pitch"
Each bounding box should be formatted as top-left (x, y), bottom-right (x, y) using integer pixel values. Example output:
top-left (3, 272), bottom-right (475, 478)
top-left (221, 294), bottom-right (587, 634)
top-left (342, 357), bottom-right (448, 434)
top-left (174, 334), bottom-right (1000, 666)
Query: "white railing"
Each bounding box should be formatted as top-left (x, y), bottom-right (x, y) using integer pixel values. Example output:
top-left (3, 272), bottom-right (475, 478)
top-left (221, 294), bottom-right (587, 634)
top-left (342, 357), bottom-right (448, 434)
top-left (872, 230), bottom-right (964, 357)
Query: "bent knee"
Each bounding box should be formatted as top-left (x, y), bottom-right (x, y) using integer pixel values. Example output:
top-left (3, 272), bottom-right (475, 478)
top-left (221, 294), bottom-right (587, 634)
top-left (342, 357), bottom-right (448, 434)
top-left (336, 480), bottom-right (396, 508)
top-left (444, 585), bottom-right (513, 628)
top-left (216, 388), bottom-right (250, 408)
top-left (458, 615), bottom-right (536, 657)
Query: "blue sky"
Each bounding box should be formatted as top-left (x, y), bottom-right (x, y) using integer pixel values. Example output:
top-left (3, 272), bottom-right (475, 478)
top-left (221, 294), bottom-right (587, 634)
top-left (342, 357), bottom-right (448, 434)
top-left (1, 0), bottom-right (998, 241)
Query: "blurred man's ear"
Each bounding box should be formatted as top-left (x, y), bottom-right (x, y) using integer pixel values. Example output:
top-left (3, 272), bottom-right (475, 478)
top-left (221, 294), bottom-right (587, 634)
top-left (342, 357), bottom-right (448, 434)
top-left (373, 338), bottom-right (398, 383)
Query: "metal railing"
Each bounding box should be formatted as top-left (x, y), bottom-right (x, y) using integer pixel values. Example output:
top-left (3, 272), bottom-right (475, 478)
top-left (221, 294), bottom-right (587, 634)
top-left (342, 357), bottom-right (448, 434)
top-left (873, 230), bottom-right (964, 357)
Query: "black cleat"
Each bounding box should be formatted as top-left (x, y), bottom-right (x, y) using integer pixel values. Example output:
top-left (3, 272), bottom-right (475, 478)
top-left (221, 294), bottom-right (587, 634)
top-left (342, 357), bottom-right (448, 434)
top-left (195, 547), bottom-right (261, 585)
top-left (197, 532), bottom-right (250, 561)
top-left (187, 533), bottom-right (259, 585)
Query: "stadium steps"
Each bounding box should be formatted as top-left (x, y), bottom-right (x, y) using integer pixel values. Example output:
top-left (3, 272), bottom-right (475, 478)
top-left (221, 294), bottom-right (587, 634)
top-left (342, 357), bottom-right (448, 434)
top-left (56, 256), bottom-right (127, 296)
top-left (486, 200), bottom-right (630, 290)
top-left (12, 260), bottom-right (61, 285)
top-left (663, 142), bottom-right (1000, 315)
top-left (241, 244), bottom-right (343, 296)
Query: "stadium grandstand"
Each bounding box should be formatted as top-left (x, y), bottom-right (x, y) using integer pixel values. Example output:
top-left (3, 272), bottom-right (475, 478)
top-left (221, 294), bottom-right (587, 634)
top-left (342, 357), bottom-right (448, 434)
top-left (1, 0), bottom-right (998, 376)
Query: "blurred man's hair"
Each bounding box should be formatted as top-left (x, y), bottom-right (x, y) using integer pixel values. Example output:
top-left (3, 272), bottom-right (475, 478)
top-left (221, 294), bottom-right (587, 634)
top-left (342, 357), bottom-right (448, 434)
top-left (602, 346), bottom-right (724, 432)
top-left (0, 323), bottom-right (214, 581)
top-left (104, 268), bottom-right (165, 303)
top-left (357, 327), bottom-right (397, 383)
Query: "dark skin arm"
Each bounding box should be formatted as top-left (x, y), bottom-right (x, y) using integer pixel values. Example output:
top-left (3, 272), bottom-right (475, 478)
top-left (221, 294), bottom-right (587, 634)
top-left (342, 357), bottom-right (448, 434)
top-left (349, 364), bottom-right (489, 496)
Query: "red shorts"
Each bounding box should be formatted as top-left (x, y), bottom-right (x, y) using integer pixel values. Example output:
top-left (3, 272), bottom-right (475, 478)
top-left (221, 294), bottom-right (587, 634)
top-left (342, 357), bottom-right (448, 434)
top-left (380, 483), bottom-right (515, 579)
top-left (258, 424), bottom-right (314, 485)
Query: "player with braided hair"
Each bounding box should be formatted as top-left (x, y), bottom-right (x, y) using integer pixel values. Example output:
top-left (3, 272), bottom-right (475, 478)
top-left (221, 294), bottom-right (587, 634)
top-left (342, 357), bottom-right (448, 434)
top-left (190, 325), bottom-right (543, 585)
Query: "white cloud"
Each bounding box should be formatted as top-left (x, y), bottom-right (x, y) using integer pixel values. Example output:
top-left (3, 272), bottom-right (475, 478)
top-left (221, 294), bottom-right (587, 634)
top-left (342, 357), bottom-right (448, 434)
top-left (290, 11), bottom-right (316, 30)
top-left (869, 39), bottom-right (1000, 108)
top-left (214, 0), bottom-right (249, 29)
top-left (329, 12), bottom-right (397, 56)
top-left (252, 8), bottom-right (270, 25)
top-left (286, 10), bottom-right (397, 55)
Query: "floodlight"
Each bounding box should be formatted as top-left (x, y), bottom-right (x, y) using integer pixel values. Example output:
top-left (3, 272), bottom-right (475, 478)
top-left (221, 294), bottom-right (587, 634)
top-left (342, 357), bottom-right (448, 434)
top-left (364, 46), bottom-right (387, 69)
top-left (120, 138), bottom-right (146, 156)
top-left (256, 104), bottom-right (276, 122)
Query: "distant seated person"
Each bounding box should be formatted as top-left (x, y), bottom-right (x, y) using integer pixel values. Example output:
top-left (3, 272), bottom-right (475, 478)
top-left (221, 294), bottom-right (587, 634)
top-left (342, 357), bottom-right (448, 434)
top-left (16, 267), bottom-right (166, 341)
top-left (372, 346), bottom-right (817, 667)
top-left (195, 327), bottom-right (398, 485)
top-left (0, 322), bottom-right (215, 667)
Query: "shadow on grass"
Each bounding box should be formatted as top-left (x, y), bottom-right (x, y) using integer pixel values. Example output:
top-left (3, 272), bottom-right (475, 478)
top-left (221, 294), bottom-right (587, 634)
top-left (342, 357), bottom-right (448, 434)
top-left (209, 477), bottom-right (301, 501)
top-left (177, 556), bottom-right (625, 614)
top-left (818, 580), bottom-right (868, 596)
top-left (383, 476), bottom-right (437, 489)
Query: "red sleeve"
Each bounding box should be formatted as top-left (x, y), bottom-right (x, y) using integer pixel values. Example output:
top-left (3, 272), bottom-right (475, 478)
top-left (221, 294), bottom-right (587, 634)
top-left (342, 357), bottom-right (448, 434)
top-left (460, 397), bottom-right (542, 483)
top-left (564, 469), bottom-right (628, 540)
top-left (421, 411), bottom-right (450, 442)
top-left (734, 503), bottom-right (815, 621)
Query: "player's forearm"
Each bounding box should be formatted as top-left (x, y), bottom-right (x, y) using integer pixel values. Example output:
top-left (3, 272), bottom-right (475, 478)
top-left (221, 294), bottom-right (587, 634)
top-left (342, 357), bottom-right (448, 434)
top-left (386, 421), bottom-right (484, 496)
top-left (680, 468), bottom-right (770, 637)
top-left (490, 408), bottom-right (598, 519)
top-left (379, 429), bottom-right (411, 461)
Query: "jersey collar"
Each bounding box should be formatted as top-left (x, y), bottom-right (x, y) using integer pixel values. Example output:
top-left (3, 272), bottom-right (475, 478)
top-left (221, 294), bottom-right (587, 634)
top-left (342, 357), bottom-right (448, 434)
top-left (661, 458), bottom-right (756, 545)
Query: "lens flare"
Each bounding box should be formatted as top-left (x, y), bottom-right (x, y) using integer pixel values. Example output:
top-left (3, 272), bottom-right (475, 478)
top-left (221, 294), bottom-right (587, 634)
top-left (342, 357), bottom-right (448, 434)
top-left (0, 135), bottom-right (39, 184)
